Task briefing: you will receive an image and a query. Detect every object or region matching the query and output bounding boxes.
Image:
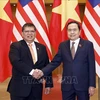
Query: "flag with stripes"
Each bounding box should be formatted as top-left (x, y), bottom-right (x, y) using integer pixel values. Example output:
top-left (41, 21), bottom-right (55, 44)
top-left (0, 0), bottom-right (13, 82)
top-left (12, 0), bottom-right (52, 60)
top-left (49, 0), bottom-right (81, 52)
top-left (82, 0), bottom-right (100, 77)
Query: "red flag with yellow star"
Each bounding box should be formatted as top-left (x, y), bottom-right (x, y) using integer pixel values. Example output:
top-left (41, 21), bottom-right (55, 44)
top-left (49, 0), bottom-right (81, 52)
top-left (0, 0), bottom-right (13, 82)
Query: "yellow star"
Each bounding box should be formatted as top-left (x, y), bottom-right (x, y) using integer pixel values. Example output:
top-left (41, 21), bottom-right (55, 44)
top-left (0, 0), bottom-right (12, 23)
top-left (52, 0), bottom-right (81, 30)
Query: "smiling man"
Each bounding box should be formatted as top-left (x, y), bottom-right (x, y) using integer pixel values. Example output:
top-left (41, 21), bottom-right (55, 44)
top-left (7, 23), bottom-right (53, 100)
top-left (34, 21), bottom-right (96, 100)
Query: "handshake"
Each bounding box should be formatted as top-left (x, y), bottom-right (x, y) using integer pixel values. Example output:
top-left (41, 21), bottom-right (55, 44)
top-left (32, 69), bottom-right (44, 79)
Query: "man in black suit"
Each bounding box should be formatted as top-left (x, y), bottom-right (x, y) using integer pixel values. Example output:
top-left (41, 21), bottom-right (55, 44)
top-left (7, 23), bottom-right (53, 100)
top-left (34, 21), bottom-right (96, 100)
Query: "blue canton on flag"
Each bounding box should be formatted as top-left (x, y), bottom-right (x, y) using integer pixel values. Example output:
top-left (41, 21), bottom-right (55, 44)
top-left (19, 0), bottom-right (32, 7)
top-left (89, 0), bottom-right (100, 7)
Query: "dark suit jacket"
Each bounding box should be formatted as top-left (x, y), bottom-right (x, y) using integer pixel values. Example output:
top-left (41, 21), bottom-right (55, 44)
top-left (7, 40), bottom-right (53, 97)
top-left (42, 38), bottom-right (96, 91)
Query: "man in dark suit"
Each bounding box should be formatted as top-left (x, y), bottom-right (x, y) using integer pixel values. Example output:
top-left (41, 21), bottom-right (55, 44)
top-left (34, 21), bottom-right (96, 100)
top-left (7, 23), bottom-right (53, 100)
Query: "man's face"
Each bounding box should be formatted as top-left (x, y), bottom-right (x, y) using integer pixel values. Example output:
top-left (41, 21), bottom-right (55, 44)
top-left (22, 26), bottom-right (36, 43)
top-left (67, 23), bottom-right (81, 41)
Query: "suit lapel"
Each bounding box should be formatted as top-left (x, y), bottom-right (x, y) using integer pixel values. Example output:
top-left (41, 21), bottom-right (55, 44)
top-left (34, 42), bottom-right (40, 63)
top-left (21, 40), bottom-right (33, 62)
top-left (74, 38), bottom-right (84, 59)
top-left (65, 40), bottom-right (72, 60)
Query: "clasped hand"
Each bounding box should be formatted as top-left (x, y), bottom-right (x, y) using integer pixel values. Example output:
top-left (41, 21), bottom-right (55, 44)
top-left (32, 69), bottom-right (44, 79)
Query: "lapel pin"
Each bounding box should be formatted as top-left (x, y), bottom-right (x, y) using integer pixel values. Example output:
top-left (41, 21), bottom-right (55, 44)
top-left (79, 44), bottom-right (82, 47)
top-left (37, 48), bottom-right (39, 50)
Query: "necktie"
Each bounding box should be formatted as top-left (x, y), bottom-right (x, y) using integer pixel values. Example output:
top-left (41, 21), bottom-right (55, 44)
top-left (28, 44), bottom-right (36, 64)
top-left (71, 42), bottom-right (75, 59)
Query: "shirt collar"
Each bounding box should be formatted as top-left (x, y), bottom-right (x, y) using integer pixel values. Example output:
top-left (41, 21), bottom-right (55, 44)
top-left (26, 41), bottom-right (35, 47)
top-left (70, 38), bottom-right (80, 45)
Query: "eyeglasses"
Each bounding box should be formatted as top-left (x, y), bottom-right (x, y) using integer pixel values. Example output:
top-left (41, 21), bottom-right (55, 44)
top-left (67, 28), bottom-right (78, 32)
top-left (23, 30), bottom-right (36, 33)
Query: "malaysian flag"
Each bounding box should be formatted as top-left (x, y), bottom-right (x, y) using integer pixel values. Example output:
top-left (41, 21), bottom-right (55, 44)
top-left (12, 0), bottom-right (52, 60)
top-left (82, 0), bottom-right (100, 77)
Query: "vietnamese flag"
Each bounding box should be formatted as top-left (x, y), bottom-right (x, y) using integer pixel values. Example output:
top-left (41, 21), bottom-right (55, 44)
top-left (49, 0), bottom-right (81, 52)
top-left (0, 0), bottom-right (13, 82)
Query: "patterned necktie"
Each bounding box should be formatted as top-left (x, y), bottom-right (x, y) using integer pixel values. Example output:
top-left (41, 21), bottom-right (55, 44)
top-left (28, 44), bottom-right (36, 64)
top-left (71, 42), bottom-right (75, 59)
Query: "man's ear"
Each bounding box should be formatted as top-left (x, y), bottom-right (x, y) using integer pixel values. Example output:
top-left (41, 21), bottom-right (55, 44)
top-left (79, 30), bottom-right (81, 35)
top-left (22, 32), bottom-right (24, 37)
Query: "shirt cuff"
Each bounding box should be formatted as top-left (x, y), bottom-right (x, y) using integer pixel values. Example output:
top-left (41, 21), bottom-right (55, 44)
top-left (29, 69), bottom-right (34, 75)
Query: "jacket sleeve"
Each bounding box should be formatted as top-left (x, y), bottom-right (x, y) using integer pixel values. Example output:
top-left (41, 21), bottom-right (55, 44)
top-left (88, 42), bottom-right (96, 87)
top-left (9, 43), bottom-right (33, 75)
top-left (42, 43), bottom-right (62, 77)
top-left (43, 47), bottom-right (53, 88)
